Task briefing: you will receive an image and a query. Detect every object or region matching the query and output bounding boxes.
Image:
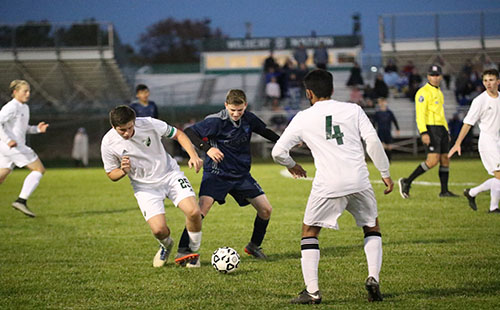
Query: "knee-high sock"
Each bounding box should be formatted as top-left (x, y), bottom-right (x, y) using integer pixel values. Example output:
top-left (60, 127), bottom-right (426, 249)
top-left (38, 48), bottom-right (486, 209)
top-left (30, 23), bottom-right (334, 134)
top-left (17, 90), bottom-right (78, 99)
top-left (439, 166), bottom-right (449, 193)
top-left (187, 231), bottom-right (202, 252)
top-left (489, 178), bottom-right (500, 211)
top-left (301, 237), bottom-right (320, 293)
top-left (178, 214), bottom-right (204, 252)
top-left (469, 178), bottom-right (494, 197)
top-left (19, 171), bottom-right (43, 200)
top-left (364, 232), bottom-right (382, 282)
top-left (250, 215), bottom-right (269, 246)
top-left (407, 162), bottom-right (429, 184)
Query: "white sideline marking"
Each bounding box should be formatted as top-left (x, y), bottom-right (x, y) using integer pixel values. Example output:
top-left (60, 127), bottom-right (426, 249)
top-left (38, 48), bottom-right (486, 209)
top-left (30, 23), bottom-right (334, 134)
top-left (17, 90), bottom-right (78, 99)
top-left (279, 169), bottom-right (477, 186)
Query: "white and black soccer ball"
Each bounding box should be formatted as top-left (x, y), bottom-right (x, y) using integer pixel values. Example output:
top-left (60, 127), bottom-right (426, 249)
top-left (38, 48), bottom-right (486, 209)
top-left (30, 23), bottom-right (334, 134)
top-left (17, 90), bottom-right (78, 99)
top-left (211, 247), bottom-right (240, 274)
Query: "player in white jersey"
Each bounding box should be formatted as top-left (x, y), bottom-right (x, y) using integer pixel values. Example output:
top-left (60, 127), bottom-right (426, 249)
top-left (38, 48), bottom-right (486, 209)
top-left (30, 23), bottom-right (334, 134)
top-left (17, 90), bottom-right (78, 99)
top-left (101, 105), bottom-right (203, 267)
top-left (0, 80), bottom-right (49, 218)
top-left (448, 69), bottom-right (500, 213)
top-left (272, 70), bottom-right (394, 305)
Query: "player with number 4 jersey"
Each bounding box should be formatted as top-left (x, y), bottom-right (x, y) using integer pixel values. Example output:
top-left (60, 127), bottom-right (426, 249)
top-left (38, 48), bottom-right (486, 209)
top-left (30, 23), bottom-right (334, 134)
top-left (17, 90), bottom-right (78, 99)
top-left (272, 69), bottom-right (393, 305)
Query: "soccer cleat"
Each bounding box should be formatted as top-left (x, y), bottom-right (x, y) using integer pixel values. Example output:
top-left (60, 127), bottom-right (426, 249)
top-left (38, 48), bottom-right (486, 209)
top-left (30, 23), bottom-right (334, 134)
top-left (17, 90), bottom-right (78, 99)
top-left (174, 251), bottom-right (200, 267)
top-left (186, 255), bottom-right (201, 268)
top-left (244, 242), bottom-right (268, 259)
top-left (488, 209), bottom-right (500, 214)
top-left (398, 178), bottom-right (410, 199)
top-left (439, 191), bottom-right (459, 198)
top-left (11, 201), bottom-right (36, 218)
top-left (290, 289), bottom-right (322, 304)
top-left (365, 276), bottom-right (383, 302)
top-left (153, 240), bottom-right (173, 268)
top-left (463, 189), bottom-right (477, 211)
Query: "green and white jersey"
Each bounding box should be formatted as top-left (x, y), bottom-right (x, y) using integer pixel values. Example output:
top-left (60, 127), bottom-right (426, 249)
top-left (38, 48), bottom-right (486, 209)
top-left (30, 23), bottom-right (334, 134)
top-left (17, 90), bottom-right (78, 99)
top-left (273, 100), bottom-right (390, 197)
top-left (101, 117), bottom-right (179, 186)
top-left (464, 90), bottom-right (500, 145)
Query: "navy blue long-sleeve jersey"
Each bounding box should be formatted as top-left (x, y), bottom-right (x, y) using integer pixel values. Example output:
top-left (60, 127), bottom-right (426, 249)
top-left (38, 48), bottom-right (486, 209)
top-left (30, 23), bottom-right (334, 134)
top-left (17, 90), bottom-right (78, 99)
top-left (129, 101), bottom-right (159, 119)
top-left (189, 109), bottom-right (267, 178)
top-left (374, 109), bottom-right (399, 134)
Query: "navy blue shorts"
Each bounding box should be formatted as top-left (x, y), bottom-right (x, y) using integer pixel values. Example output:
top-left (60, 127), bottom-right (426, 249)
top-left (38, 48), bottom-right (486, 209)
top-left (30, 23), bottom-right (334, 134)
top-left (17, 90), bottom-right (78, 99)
top-left (199, 173), bottom-right (264, 206)
top-left (377, 130), bottom-right (392, 144)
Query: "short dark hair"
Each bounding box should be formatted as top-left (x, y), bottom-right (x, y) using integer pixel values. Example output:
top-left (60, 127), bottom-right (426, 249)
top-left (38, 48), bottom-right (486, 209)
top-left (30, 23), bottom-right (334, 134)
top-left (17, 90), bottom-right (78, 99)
top-left (303, 69), bottom-right (333, 98)
top-left (482, 68), bottom-right (499, 79)
top-left (135, 84), bottom-right (149, 93)
top-left (109, 105), bottom-right (136, 127)
top-left (225, 89), bottom-right (247, 105)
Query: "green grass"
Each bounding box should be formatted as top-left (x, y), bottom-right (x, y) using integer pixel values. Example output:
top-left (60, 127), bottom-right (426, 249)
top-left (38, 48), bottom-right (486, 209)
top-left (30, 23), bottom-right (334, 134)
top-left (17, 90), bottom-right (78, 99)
top-left (1, 159), bottom-right (499, 309)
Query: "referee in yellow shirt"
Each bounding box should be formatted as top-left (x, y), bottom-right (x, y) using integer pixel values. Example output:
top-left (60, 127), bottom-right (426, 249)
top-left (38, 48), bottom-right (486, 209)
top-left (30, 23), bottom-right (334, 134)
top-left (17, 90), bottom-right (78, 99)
top-left (399, 65), bottom-right (458, 198)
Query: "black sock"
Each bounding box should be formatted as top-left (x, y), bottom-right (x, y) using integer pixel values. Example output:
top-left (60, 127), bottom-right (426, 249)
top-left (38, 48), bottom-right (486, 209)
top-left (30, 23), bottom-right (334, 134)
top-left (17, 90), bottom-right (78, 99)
top-left (250, 215), bottom-right (269, 247)
top-left (439, 166), bottom-right (449, 193)
top-left (407, 162), bottom-right (429, 184)
top-left (15, 198), bottom-right (27, 204)
top-left (178, 214), bottom-right (204, 252)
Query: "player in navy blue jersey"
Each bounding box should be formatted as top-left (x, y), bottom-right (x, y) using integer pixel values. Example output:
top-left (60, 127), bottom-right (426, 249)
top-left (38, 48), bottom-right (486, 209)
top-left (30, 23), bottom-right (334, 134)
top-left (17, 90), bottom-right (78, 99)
top-left (174, 89), bottom-right (280, 266)
top-left (373, 97), bottom-right (399, 161)
top-left (129, 84), bottom-right (159, 118)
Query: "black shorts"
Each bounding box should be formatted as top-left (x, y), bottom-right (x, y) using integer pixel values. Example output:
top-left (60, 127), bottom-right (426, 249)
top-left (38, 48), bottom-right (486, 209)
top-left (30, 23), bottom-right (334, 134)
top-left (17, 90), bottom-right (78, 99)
top-left (424, 125), bottom-right (449, 154)
top-left (199, 173), bottom-right (264, 206)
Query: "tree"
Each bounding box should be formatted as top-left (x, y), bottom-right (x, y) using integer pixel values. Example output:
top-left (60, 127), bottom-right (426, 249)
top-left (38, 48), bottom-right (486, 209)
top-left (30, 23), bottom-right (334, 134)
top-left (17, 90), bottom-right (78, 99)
top-left (138, 18), bottom-right (225, 63)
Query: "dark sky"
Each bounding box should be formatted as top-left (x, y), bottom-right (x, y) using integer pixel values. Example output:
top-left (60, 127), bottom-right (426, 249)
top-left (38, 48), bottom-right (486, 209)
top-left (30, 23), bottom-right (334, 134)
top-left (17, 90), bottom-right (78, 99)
top-left (1, 0), bottom-right (499, 53)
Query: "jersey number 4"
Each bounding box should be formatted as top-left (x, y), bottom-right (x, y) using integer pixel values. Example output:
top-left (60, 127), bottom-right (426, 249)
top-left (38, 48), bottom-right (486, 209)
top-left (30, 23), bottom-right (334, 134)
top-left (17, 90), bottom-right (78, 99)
top-left (325, 115), bottom-right (344, 145)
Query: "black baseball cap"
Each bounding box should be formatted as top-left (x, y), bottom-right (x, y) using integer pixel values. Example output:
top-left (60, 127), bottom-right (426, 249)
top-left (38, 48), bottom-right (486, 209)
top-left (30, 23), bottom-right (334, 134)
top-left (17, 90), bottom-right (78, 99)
top-left (427, 65), bottom-right (442, 75)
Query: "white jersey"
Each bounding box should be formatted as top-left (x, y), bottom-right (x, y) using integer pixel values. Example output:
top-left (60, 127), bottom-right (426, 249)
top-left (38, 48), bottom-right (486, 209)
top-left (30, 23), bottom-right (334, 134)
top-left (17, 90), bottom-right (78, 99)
top-left (0, 98), bottom-right (39, 147)
top-left (101, 117), bottom-right (179, 187)
top-left (463, 90), bottom-right (500, 149)
top-left (272, 100), bottom-right (390, 197)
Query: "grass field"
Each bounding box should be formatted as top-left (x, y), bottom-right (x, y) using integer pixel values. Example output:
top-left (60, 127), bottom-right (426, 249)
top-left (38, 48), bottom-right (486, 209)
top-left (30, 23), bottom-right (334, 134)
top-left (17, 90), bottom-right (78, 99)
top-left (1, 159), bottom-right (499, 309)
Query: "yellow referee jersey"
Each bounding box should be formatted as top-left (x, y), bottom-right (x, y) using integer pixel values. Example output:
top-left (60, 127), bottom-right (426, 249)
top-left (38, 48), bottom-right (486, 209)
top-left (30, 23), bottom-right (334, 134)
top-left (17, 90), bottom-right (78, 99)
top-left (415, 83), bottom-right (449, 134)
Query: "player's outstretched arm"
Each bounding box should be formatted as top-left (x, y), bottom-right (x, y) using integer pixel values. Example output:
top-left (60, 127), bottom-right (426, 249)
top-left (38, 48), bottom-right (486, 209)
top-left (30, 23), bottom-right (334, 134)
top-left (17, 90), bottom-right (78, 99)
top-left (382, 177), bottom-right (394, 195)
top-left (174, 130), bottom-right (203, 173)
top-left (448, 124), bottom-right (472, 158)
top-left (37, 122), bottom-right (49, 133)
top-left (288, 164), bottom-right (307, 179)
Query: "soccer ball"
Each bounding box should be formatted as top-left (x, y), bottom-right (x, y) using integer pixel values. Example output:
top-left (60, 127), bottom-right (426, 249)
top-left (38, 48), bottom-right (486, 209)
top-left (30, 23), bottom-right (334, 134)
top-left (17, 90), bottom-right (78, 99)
top-left (211, 247), bottom-right (240, 274)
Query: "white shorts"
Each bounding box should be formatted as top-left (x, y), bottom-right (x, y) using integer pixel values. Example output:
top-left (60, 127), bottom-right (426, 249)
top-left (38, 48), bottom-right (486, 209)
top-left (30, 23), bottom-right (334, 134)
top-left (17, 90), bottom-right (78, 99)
top-left (304, 188), bottom-right (378, 230)
top-left (0, 143), bottom-right (38, 170)
top-left (133, 170), bottom-right (196, 221)
top-left (479, 139), bottom-right (500, 175)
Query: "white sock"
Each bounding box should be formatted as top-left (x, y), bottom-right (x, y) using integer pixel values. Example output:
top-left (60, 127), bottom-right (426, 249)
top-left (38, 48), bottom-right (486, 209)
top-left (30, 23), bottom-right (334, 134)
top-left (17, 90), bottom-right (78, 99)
top-left (490, 178), bottom-right (500, 211)
top-left (158, 236), bottom-right (173, 249)
top-left (19, 171), bottom-right (43, 200)
top-left (364, 235), bottom-right (382, 282)
top-left (187, 231), bottom-right (202, 252)
top-left (469, 178), bottom-right (493, 197)
top-left (301, 237), bottom-right (320, 293)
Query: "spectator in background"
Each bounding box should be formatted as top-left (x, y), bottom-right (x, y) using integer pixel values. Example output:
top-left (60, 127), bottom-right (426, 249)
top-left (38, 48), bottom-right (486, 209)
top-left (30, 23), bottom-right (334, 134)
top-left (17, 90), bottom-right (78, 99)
top-left (346, 61), bottom-right (364, 87)
top-left (350, 85), bottom-right (364, 106)
top-left (448, 113), bottom-right (462, 146)
top-left (293, 43), bottom-right (308, 66)
top-left (288, 71), bottom-right (302, 110)
top-left (266, 76), bottom-right (281, 108)
top-left (383, 59), bottom-right (399, 88)
top-left (437, 57), bottom-right (452, 90)
top-left (130, 84), bottom-right (159, 119)
top-left (402, 61), bottom-right (415, 76)
top-left (407, 67), bottom-right (422, 100)
top-left (373, 97), bottom-right (400, 161)
top-left (72, 127), bottom-right (89, 167)
top-left (374, 73), bottom-right (389, 99)
top-left (313, 42), bottom-right (328, 70)
top-left (263, 50), bottom-right (277, 73)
